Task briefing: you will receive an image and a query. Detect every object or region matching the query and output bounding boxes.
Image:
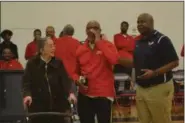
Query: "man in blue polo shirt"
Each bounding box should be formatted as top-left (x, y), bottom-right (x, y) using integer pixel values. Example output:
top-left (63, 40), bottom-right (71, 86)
top-left (119, 13), bottom-right (179, 123)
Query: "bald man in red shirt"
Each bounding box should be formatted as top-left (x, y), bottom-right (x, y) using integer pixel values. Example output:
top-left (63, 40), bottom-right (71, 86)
top-left (55, 24), bottom-right (80, 79)
top-left (74, 20), bottom-right (119, 123)
top-left (0, 47), bottom-right (23, 70)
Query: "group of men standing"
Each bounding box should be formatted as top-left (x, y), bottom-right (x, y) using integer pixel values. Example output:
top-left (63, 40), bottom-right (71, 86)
top-left (0, 13), bottom-right (181, 123)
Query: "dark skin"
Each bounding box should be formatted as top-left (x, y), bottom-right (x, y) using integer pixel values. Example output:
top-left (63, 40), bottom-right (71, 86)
top-left (34, 31), bottom-right (41, 41)
top-left (137, 13), bottom-right (154, 36)
top-left (120, 23), bottom-right (128, 34)
top-left (3, 34), bottom-right (12, 42)
top-left (46, 26), bottom-right (55, 38)
top-left (2, 48), bottom-right (14, 61)
top-left (119, 13), bottom-right (179, 80)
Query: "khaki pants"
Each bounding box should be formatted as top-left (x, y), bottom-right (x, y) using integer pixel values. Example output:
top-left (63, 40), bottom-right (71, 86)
top-left (136, 80), bottom-right (174, 123)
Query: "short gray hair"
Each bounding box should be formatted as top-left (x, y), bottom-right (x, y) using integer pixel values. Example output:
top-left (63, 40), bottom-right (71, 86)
top-left (63, 24), bottom-right (74, 36)
top-left (37, 37), bottom-right (51, 54)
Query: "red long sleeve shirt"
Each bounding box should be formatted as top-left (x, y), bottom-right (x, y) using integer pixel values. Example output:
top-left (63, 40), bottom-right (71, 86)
top-left (73, 40), bottom-right (119, 98)
top-left (55, 36), bottom-right (80, 78)
top-left (114, 33), bottom-right (135, 59)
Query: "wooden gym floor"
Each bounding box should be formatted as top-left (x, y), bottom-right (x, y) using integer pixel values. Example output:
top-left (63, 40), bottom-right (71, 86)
top-left (112, 103), bottom-right (184, 123)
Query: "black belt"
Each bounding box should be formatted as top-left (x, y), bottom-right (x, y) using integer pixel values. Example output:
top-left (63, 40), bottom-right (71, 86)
top-left (137, 77), bottom-right (172, 88)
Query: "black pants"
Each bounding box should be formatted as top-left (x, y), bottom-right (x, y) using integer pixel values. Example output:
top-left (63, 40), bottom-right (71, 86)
top-left (77, 93), bottom-right (112, 123)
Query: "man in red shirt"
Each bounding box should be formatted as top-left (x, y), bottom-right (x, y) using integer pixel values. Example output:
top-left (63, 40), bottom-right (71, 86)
top-left (114, 21), bottom-right (135, 58)
top-left (55, 24), bottom-right (80, 79)
top-left (74, 20), bottom-right (119, 123)
top-left (45, 26), bottom-right (58, 42)
top-left (55, 25), bottom-right (80, 116)
top-left (113, 21), bottom-right (134, 73)
top-left (113, 22), bottom-right (134, 106)
top-left (24, 29), bottom-right (41, 60)
top-left (0, 47), bottom-right (23, 70)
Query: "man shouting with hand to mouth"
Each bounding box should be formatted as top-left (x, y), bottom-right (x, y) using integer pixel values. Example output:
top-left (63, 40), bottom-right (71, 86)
top-left (73, 20), bottom-right (119, 123)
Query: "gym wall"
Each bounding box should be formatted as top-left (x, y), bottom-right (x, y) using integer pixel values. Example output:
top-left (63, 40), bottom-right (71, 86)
top-left (1, 1), bottom-right (184, 68)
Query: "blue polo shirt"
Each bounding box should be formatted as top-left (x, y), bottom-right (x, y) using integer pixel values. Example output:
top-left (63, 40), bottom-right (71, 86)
top-left (134, 30), bottom-right (179, 87)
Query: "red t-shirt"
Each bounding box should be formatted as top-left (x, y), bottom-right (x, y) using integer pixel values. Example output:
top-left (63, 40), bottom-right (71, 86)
top-left (0, 59), bottom-right (23, 70)
top-left (114, 33), bottom-right (135, 59)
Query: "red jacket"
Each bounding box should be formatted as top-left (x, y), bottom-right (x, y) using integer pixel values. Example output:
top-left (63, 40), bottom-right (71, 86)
top-left (0, 59), bottom-right (23, 70)
top-left (25, 41), bottom-right (37, 60)
top-left (55, 36), bottom-right (80, 78)
top-left (181, 45), bottom-right (184, 57)
top-left (114, 33), bottom-right (135, 59)
top-left (74, 40), bottom-right (119, 98)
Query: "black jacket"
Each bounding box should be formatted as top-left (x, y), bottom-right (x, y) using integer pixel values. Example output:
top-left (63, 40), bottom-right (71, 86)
top-left (22, 55), bottom-right (72, 113)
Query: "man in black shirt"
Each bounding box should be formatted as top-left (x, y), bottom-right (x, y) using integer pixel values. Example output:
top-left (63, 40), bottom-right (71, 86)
top-left (119, 13), bottom-right (179, 123)
top-left (0, 29), bottom-right (19, 60)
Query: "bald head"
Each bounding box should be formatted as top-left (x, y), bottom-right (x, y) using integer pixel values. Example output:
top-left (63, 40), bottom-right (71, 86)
top-left (138, 13), bottom-right (154, 23)
top-left (86, 20), bottom-right (101, 43)
top-left (137, 13), bottom-right (154, 35)
top-left (86, 20), bottom-right (101, 34)
top-left (63, 24), bottom-right (74, 36)
top-left (86, 20), bottom-right (101, 29)
top-left (46, 26), bottom-right (55, 31)
top-left (46, 26), bottom-right (55, 38)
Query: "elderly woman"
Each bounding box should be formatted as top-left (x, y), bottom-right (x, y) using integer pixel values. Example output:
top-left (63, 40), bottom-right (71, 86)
top-left (23, 37), bottom-right (76, 123)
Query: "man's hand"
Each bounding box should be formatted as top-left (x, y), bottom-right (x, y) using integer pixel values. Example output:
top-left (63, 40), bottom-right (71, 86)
top-left (76, 76), bottom-right (88, 90)
top-left (23, 96), bottom-right (32, 108)
top-left (90, 29), bottom-right (101, 41)
top-left (68, 93), bottom-right (77, 104)
top-left (137, 69), bottom-right (155, 80)
top-left (76, 81), bottom-right (88, 90)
